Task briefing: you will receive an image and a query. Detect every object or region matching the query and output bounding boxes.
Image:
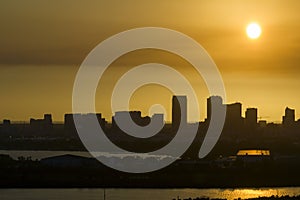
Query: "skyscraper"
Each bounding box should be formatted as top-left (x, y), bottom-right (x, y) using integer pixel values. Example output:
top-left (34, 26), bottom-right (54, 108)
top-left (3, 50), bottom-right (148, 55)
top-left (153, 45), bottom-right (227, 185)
top-left (172, 96), bottom-right (187, 129)
top-left (207, 96), bottom-right (223, 122)
top-left (245, 108), bottom-right (258, 128)
top-left (282, 107), bottom-right (295, 126)
top-left (223, 102), bottom-right (243, 131)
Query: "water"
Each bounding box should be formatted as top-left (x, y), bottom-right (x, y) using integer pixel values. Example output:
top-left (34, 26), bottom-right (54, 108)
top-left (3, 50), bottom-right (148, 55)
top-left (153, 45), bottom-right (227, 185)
top-left (0, 188), bottom-right (300, 200)
top-left (0, 150), bottom-right (171, 160)
top-left (0, 150), bottom-right (93, 160)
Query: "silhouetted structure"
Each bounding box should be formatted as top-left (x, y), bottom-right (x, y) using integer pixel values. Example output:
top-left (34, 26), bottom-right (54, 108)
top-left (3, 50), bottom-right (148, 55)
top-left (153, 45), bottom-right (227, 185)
top-left (258, 120), bottom-right (267, 128)
top-left (226, 103), bottom-right (242, 122)
top-left (151, 113), bottom-right (164, 128)
top-left (3, 119), bottom-right (10, 126)
top-left (283, 107), bottom-right (295, 127)
top-left (172, 96), bottom-right (187, 130)
top-left (206, 95), bottom-right (224, 122)
top-left (64, 113), bottom-right (77, 132)
top-left (112, 111), bottom-right (151, 128)
top-left (64, 113), bottom-right (106, 137)
top-left (245, 108), bottom-right (258, 128)
top-left (111, 111), bottom-right (165, 140)
top-left (29, 114), bottom-right (53, 134)
top-left (223, 102), bottom-right (243, 133)
top-left (1, 95), bottom-right (300, 158)
top-left (236, 149), bottom-right (271, 164)
top-left (207, 96), bottom-right (244, 132)
top-left (1, 119), bottom-right (11, 135)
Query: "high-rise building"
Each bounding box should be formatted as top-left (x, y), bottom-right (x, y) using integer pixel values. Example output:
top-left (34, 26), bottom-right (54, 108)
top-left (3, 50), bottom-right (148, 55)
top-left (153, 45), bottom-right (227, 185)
top-left (206, 96), bottom-right (243, 131)
top-left (227, 103), bottom-right (242, 121)
top-left (282, 107), bottom-right (295, 126)
top-left (207, 96), bottom-right (223, 121)
top-left (224, 102), bottom-right (243, 131)
top-left (172, 96), bottom-right (187, 129)
top-left (245, 108), bottom-right (258, 127)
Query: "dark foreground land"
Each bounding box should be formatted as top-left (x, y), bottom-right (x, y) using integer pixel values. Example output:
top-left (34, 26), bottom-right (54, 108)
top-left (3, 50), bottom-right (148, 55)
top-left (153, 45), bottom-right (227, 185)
top-left (1, 151), bottom-right (300, 188)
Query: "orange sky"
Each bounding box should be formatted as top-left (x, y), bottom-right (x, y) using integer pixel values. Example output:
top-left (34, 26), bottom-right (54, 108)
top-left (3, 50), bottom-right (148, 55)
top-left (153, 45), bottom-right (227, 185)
top-left (0, 0), bottom-right (299, 122)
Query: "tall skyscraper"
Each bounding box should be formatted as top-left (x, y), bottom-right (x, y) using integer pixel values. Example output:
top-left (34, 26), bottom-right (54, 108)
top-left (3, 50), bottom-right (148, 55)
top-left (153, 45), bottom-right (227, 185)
top-left (207, 96), bottom-right (243, 131)
top-left (282, 107), bottom-right (295, 126)
top-left (245, 108), bottom-right (258, 127)
top-left (207, 96), bottom-right (223, 122)
top-left (224, 102), bottom-right (243, 131)
top-left (227, 103), bottom-right (242, 121)
top-left (172, 96), bottom-right (187, 129)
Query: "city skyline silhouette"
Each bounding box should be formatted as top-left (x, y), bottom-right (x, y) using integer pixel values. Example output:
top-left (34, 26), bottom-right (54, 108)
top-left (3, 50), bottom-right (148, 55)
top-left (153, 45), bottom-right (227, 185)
top-left (0, 95), bottom-right (297, 125)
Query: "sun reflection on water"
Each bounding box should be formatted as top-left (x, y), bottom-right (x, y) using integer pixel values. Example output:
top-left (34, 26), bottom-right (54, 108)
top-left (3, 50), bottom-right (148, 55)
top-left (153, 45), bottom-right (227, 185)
top-left (217, 188), bottom-right (296, 200)
top-left (177, 187), bottom-right (299, 200)
top-left (225, 189), bottom-right (275, 199)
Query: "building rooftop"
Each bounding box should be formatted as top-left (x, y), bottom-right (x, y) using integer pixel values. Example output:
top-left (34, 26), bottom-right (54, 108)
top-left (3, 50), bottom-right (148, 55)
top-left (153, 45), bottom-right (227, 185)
top-left (237, 150), bottom-right (270, 156)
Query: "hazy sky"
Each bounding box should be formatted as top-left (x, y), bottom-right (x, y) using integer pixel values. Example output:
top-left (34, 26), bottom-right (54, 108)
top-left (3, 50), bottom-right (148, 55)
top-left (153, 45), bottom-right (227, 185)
top-left (0, 0), bottom-right (299, 122)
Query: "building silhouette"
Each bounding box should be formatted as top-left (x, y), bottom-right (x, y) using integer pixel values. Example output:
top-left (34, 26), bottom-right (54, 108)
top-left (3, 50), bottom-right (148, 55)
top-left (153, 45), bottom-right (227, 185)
top-left (64, 113), bottom-right (77, 132)
top-left (226, 103), bottom-right (242, 121)
top-left (30, 114), bottom-right (53, 133)
top-left (2, 119), bottom-right (11, 135)
top-left (151, 113), bottom-right (164, 128)
top-left (206, 96), bottom-right (223, 122)
top-left (225, 102), bottom-right (243, 130)
top-left (112, 111), bottom-right (151, 128)
top-left (112, 111), bottom-right (164, 128)
top-left (245, 108), bottom-right (258, 128)
top-left (258, 120), bottom-right (267, 128)
top-left (207, 96), bottom-right (243, 131)
top-left (172, 96), bottom-right (187, 129)
top-left (64, 113), bottom-right (106, 136)
top-left (2, 95), bottom-right (300, 143)
top-left (283, 107), bottom-right (295, 127)
top-left (111, 111), bottom-right (164, 139)
top-left (30, 114), bottom-right (52, 125)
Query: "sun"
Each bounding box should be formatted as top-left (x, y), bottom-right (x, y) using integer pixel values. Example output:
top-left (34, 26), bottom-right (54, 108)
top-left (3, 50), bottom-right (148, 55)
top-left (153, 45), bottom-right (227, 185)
top-left (246, 23), bottom-right (261, 39)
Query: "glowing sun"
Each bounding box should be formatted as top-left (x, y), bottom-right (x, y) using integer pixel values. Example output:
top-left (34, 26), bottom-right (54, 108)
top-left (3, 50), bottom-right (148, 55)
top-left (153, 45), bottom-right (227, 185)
top-left (246, 23), bottom-right (261, 39)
